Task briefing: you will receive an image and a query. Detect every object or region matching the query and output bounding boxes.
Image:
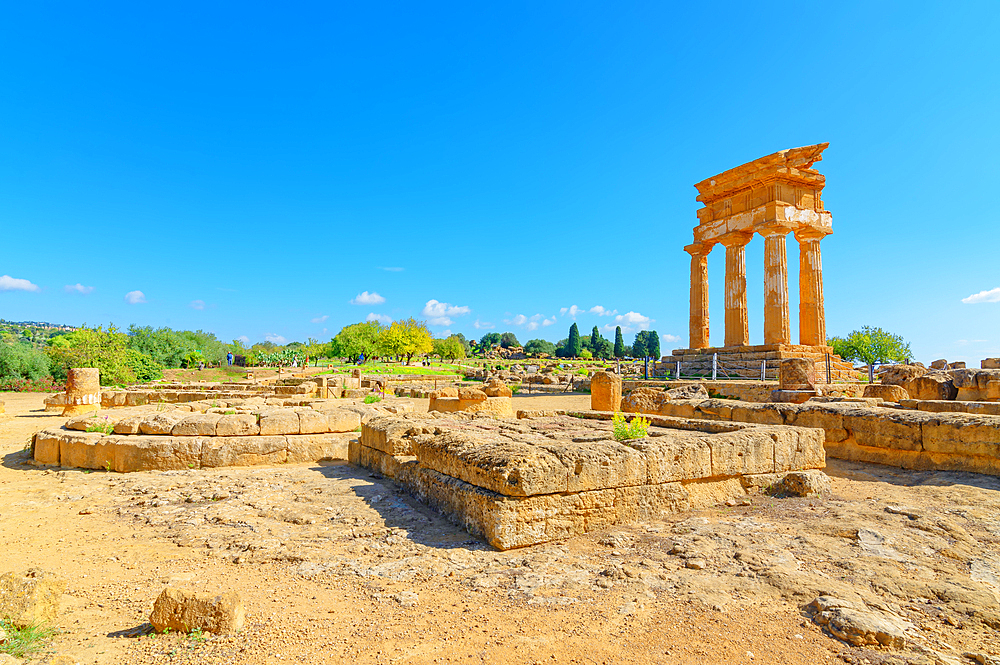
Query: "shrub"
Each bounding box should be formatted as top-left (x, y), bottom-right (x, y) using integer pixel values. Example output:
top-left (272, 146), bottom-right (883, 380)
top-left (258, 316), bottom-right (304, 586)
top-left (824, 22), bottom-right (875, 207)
top-left (85, 416), bottom-right (115, 434)
top-left (612, 412), bottom-right (650, 442)
top-left (363, 394), bottom-right (382, 404)
top-left (0, 376), bottom-right (64, 393)
top-left (0, 341), bottom-right (51, 381)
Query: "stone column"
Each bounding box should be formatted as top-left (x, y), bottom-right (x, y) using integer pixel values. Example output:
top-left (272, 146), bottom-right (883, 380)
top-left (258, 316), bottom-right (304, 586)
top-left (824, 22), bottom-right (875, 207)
top-left (760, 227), bottom-right (791, 345)
top-left (63, 367), bottom-right (100, 416)
top-left (795, 228), bottom-right (829, 347)
top-left (685, 243), bottom-right (713, 349)
top-left (720, 232), bottom-right (752, 348)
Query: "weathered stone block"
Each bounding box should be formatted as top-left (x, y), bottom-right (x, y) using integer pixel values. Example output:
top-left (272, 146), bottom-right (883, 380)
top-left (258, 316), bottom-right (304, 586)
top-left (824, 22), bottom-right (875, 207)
top-left (140, 412), bottom-right (187, 435)
top-left (590, 371), bottom-right (622, 412)
top-left (709, 431), bottom-right (775, 476)
top-left (780, 358), bottom-right (816, 390)
top-left (922, 416), bottom-right (1000, 458)
top-left (904, 374), bottom-right (957, 401)
top-left (113, 436), bottom-right (203, 472)
top-left (285, 433), bottom-right (350, 463)
top-left (33, 430), bottom-right (61, 465)
top-left (215, 414), bottom-right (260, 437)
top-left (863, 384), bottom-right (909, 402)
top-left (172, 414), bottom-right (222, 437)
top-left (201, 436), bottom-right (285, 467)
top-left (60, 431), bottom-right (117, 470)
top-left (258, 410), bottom-right (299, 436)
top-left (635, 436), bottom-right (711, 483)
top-left (297, 410), bottom-right (329, 434)
top-left (0, 569), bottom-right (66, 627)
top-left (113, 414), bottom-right (144, 435)
top-left (150, 588), bottom-right (245, 634)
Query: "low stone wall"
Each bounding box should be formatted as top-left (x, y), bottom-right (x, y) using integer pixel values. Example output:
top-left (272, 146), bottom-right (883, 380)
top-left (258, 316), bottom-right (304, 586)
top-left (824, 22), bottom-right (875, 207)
top-left (899, 399), bottom-right (1000, 415)
top-left (350, 413), bottom-right (826, 549)
top-left (624, 380), bottom-right (866, 403)
top-left (30, 402), bottom-right (388, 471)
top-left (619, 398), bottom-right (1000, 476)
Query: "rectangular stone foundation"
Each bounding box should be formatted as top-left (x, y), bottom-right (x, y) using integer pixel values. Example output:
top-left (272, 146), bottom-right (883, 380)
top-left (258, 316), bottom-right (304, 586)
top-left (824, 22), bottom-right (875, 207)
top-left (662, 344), bottom-right (857, 381)
top-left (350, 414), bottom-right (825, 549)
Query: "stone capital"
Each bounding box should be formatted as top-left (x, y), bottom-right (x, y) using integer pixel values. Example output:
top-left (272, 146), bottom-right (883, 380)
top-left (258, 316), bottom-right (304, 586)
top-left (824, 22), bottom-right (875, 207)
top-left (718, 231), bottom-right (754, 248)
top-left (684, 242), bottom-right (715, 257)
top-left (793, 227), bottom-right (832, 243)
top-left (757, 223), bottom-right (793, 238)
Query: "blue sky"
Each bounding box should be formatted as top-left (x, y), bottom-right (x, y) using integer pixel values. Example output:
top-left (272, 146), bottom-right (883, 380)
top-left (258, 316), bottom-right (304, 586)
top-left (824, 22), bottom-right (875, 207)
top-left (2, 2), bottom-right (998, 363)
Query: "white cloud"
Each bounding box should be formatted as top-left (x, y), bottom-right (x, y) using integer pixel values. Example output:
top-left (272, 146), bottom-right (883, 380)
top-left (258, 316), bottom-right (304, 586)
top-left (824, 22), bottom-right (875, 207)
top-left (962, 287), bottom-right (1000, 304)
top-left (507, 314), bottom-right (529, 326)
top-left (237, 335), bottom-right (250, 344)
top-left (589, 305), bottom-right (617, 317)
top-left (378, 267), bottom-right (404, 272)
top-left (473, 319), bottom-right (494, 330)
top-left (612, 311), bottom-right (653, 334)
top-left (124, 290), bottom-right (146, 304)
top-left (311, 314), bottom-right (329, 323)
top-left (265, 333), bottom-right (287, 344)
top-left (0, 275), bottom-right (40, 292)
top-left (64, 283), bottom-right (94, 294)
top-left (429, 317), bottom-right (452, 326)
top-left (189, 300), bottom-right (206, 310)
top-left (662, 333), bottom-right (682, 343)
top-left (439, 329), bottom-right (452, 337)
top-left (541, 317), bottom-right (556, 327)
top-left (507, 313), bottom-right (556, 331)
top-left (422, 300), bottom-right (471, 319)
top-left (351, 291), bottom-right (386, 305)
top-left (560, 305), bottom-right (582, 319)
top-left (367, 312), bottom-right (392, 324)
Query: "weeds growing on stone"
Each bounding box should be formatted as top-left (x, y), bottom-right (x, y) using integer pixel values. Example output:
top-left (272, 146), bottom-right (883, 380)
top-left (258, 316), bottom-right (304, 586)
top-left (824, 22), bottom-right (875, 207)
top-left (612, 412), bottom-right (650, 443)
top-left (363, 395), bottom-right (382, 404)
top-left (85, 416), bottom-right (115, 434)
top-left (0, 619), bottom-right (56, 659)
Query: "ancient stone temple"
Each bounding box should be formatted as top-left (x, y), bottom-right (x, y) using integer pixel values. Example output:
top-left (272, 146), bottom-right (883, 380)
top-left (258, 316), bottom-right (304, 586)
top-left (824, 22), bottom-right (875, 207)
top-left (666, 143), bottom-right (854, 380)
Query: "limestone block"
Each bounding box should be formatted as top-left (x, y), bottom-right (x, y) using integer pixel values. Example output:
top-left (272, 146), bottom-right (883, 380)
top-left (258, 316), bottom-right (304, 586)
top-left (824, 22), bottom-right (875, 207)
top-left (666, 384), bottom-right (710, 400)
top-left (65, 414), bottom-right (103, 431)
top-left (590, 372), bottom-right (621, 412)
top-left (411, 432), bottom-right (570, 497)
top-left (113, 414), bottom-right (145, 435)
top-left (904, 374), bottom-right (957, 401)
top-left (621, 387), bottom-right (666, 414)
top-left (140, 412), bottom-right (187, 436)
top-left (535, 439), bottom-right (647, 492)
top-left (862, 384), bottom-right (909, 402)
top-left (770, 389), bottom-right (817, 404)
top-left (322, 409), bottom-right (361, 433)
top-left (431, 387), bottom-right (458, 399)
top-left (694, 399), bottom-right (734, 421)
top-left (983, 358), bottom-right (1000, 370)
top-left (657, 401), bottom-right (699, 418)
top-left (150, 588), bottom-right (245, 634)
top-left (949, 362), bottom-right (966, 370)
top-left (0, 569), bottom-right (66, 627)
top-left (125, 392), bottom-right (149, 407)
top-left (172, 414), bottom-right (223, 437)
top-left (349, 441), bottom-right (418, 479)
top-left (258, 410), bottom-right (299, 436)
top-left (481, 378), bottom-right (512, 398)
top-left (842, 410), bottom-right (928, 452)
top-left (930, 359), bottom-right (948, 370)
top-left (634, 436), bottom-right (711, 483)
top-left (63, 367), bottom-right (100, 416)
top-left (33, 430), bottom-right (61, 465)
top-left (297, 410), bottom-right (329, 434)
top-left (285, 433), bottom-right (351, 463)
top-left (922, 416), bottom-right (1000, 457)
top-left (731, 403), bottom-right (787, 425)
top-left (60, 431), bottom-right (117, 470)
top-left (880, 365), bottom-right (926, 386)
top-left (360, 417), bottom-right (423, 455)
top-left (113, 436), bottom-right (203, 472)
top-left (709, 431), bottom-right (775, 476)
top-left (202, 436), bottom-right (286, 467)
top-left (216, 414), bottom-right (260, 437)
top-left (772, 428), bottom-right (826, 472)
top-left (987, 381), bottom-right (1000, 402)
top-left (779, 358), bottom-right (816, 390)
top-left (457, 388), bottom-right (487, 401)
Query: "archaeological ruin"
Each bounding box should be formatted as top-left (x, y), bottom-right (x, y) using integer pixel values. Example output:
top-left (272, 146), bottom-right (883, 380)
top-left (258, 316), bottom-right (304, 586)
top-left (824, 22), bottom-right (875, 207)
top-left (666, 143), bottom-right (855, 380)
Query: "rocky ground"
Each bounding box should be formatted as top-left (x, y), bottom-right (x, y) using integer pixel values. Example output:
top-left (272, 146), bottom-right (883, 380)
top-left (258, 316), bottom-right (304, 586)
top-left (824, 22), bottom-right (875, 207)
top-left (1, 393), bottom-right (999, 664)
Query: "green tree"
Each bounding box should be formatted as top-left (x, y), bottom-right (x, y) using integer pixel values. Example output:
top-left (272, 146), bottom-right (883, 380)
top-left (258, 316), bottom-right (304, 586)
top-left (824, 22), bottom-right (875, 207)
top-left (0, 341), bottom-right (51, 381)
top-left (566, 323), bottom-right (582, 358)
top-left (334, 321), bottom-right (385, 363)
top-left (499, 332), bottom-right (521, 348)
top-left (645, 330), bottom-right (660, 361)
top-left (479, 332), bottom-right (502, 349)
top-left (380, 318), bottom-right (434, 364)
top-left (432, 335), bottom-right (467, 362)
top-left (590, 326), bottom-right (612, 359)
top-left (47, 325), bottom-right (162, 385)
top-left (613, 326), bottom-right (626, 359)
top-left (631, 332), bottom-right (647, 359)
top-left (524, 339), bottom-right (556, 356)
top-left (830, 327), bottom-right (912, 367)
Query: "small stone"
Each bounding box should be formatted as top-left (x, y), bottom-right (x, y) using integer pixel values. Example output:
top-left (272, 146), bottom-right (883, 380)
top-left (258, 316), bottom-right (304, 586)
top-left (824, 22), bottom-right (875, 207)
top-left (685, 559), bottom-right (707, 570)
top-left (0, 568), bottom-right (66, 628)
top-left (393, 591), bottom-right (418, 607)
top-left (0, 654), bottom-right (23, 665)
top-left (149, 587), bottom-right (245, 634)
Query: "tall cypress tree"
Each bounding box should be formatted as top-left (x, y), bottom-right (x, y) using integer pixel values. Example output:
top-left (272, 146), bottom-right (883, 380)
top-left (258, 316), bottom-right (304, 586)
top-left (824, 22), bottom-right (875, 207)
top-left (646, 330), bottom-right (661, 361)
top-left (613, 326), bottom-right (625, 358)
top-left (567, 323), bottom-right (582, 358)
top-left (631, 331), bottom-right (647, 359)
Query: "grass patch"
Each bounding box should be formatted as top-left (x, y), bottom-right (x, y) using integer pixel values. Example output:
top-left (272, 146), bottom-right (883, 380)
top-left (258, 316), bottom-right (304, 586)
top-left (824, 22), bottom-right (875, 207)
top-left (0, 620), bottom-right (56, 659)
top-left (363, 394), bottom-right (382, 404)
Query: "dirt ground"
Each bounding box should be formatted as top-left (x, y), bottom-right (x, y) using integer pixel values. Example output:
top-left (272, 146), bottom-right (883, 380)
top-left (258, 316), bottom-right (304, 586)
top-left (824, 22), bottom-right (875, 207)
top-left (1, 392), bottom-right (999, 664)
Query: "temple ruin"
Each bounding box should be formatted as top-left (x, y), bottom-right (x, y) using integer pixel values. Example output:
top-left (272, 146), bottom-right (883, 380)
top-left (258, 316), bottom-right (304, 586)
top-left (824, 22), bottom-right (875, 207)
top-left (667, 143), bottom-right (855, 379)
